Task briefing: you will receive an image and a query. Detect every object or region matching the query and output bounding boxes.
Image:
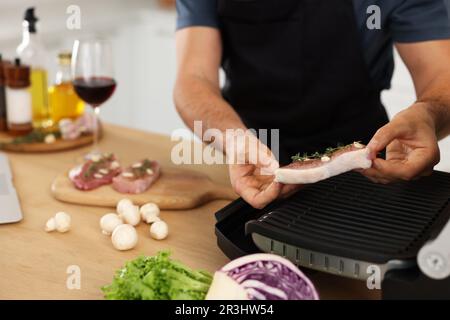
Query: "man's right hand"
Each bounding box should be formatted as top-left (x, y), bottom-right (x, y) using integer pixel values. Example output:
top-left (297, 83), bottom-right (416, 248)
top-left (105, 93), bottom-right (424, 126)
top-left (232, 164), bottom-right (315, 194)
top-left (226, 132), bottom-right (300, 209)
top-left (229, 164), bottom-right (281, 209)
top-left (227, 132), bottom-right (279, 209)
top-left (174, 27), bottom-right (301, 208)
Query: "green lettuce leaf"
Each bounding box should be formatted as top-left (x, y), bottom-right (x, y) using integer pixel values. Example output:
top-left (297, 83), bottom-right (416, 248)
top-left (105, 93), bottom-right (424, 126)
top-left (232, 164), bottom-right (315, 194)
top-left (102, 251), bottom-right (212, 300)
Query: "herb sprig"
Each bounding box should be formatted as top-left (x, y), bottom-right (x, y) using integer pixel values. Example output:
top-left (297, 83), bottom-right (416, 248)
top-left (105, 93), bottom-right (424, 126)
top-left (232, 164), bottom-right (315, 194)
top-left (291, 142), bottom-right (361, 162)
top-left (83, 153), bottom-right (114, 179)
top-left (10, 130), bottom-right (61, 145)
top-left (131, 159), bottom-right (153, 178)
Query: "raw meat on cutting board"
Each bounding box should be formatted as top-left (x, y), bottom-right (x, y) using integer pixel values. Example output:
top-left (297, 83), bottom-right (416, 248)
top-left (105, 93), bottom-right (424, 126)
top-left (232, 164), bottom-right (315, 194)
top-left (69, 153), bottom-right (122, 190)
top-left (112, 159), bottom-right (161, 194)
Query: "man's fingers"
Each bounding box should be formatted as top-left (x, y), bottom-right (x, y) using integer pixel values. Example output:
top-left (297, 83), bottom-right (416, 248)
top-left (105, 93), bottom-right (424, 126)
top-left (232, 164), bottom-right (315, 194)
top-left (361, 167), bottom-right (393, 184)
top-left (253, 181), bottom-right (282, 208)
top-left (236, 178), bottom-right (281, 209)
top-left (372, 157), bottom-right (429, 181)
top-left (362, 148), bottom-right (437, 184)
top-left (242, 182), bottom-right (281, 209)
top-left (231, 133), bottom-right (279, 174)
top-left (252, 143), bottom-right (279, 174)
top-left (367, 124), bottom-right (404, 159)
top-left (259, 157), bottom-right (280, 175)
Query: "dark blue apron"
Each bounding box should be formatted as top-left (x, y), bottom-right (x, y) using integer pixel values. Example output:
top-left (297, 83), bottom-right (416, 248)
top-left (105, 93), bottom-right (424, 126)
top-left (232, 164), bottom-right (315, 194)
top-left (218, 0), bottom-right (389, 164)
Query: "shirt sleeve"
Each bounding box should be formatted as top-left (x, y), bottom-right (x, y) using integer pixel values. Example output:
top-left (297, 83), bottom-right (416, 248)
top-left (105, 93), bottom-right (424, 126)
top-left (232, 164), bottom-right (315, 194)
top-left (176, 0), bottom-right (219, 30)
top-left (389, 0), bottom-right (450, 42)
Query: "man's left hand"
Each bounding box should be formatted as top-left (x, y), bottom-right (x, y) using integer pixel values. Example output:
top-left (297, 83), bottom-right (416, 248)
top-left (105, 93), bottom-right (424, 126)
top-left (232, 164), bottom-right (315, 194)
top-left (362, 103), bottom-right (440, 184)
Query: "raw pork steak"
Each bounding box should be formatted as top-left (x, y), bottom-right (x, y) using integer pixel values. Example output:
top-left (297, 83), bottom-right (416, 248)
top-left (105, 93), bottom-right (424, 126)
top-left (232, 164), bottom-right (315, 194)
top-left (112, 159), bottom-right (161, 194)
top-left (275, 142), bottom-right (372, 184)
top-left (70, 153), bottom-right (121, 190)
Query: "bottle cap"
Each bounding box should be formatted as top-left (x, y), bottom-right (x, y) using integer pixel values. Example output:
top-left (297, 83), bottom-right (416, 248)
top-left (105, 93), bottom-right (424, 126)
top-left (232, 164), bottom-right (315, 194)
top-left (24, 7), bottom-right (38, 33)
top-left (5, 58), bottom-right (30, 88)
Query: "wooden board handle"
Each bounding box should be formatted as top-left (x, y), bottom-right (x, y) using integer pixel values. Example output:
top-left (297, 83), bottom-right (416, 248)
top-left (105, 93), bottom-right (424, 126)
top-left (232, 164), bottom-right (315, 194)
top-left (207, 183), bottom-right (238, 201)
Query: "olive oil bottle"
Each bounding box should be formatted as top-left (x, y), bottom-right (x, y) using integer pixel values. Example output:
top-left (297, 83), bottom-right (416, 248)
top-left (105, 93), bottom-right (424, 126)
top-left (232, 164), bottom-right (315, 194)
top-left (30, 68), bottom-right (49, 126)
top-left (48, 53), bottom-right (84, 123)
top-left (16, 7), bottom-right (52, 129)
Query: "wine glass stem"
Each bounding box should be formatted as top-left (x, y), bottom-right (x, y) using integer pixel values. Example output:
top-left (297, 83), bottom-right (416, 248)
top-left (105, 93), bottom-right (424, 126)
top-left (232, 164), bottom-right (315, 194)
top-left (93, 106), bottom-right (100, 154)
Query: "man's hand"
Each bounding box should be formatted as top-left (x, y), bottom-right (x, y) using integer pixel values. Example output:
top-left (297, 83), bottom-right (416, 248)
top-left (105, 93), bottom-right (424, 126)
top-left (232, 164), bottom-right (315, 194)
top-left (362, 103), bottom-right (440, 184)
top-left (229, 164), bottom-right (281, 209)
top-left (227, 132), bottom-right (282, 209)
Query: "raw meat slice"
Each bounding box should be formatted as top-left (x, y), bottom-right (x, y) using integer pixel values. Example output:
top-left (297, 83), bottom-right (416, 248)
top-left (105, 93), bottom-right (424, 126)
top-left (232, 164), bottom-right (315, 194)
top-left (112, 159), bottom-right (160, 194)
top-left (274, 142), bottom-right (371, 184)
top-left (70, 153), bottom-right (122, 190)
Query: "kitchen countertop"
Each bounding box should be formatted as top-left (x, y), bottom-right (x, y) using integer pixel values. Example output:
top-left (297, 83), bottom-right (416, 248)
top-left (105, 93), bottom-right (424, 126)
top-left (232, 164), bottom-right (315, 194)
top-left (0, 124), bottom-right (379, 299)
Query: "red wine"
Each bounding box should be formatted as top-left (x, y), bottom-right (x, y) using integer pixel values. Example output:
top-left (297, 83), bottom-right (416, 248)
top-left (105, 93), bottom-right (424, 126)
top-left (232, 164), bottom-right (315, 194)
top-left (73, 77), bottom-right (116, 106)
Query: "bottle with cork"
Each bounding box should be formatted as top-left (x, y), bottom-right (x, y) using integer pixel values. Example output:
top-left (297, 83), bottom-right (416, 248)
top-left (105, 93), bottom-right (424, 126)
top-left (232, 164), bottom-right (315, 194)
top-left (0, 54), bottom-right (9, 132)
top-left (5, 58), bottom-right (33, 135)
top-left (16, 7), bottom-right (51, 129)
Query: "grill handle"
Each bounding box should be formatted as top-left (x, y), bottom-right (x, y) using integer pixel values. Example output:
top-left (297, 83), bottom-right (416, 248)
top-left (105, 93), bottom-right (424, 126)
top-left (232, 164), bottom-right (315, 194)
top-left (418, 213), bottom-right (450, 280)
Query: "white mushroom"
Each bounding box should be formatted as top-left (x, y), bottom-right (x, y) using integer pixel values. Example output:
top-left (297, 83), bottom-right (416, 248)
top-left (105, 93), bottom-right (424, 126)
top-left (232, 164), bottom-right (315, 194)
top-left (111, 224), bottom-right (138, 251)
top-left (100, 213), bottom-right (123, 235)
top-left (45, 217), bottom-right (57, 232)
top-left (45, 212), bottom-right (71, 233)
top-left (117, 198), bottom-right (134, 215)
top-left (149, 220), bottom-right (169, 240)
top-left (54, 212), bottom-right (71, 232)
top-left (140, 203), bottom-right (160, 224)
top-left (119, 205), bottom-right (141, 226)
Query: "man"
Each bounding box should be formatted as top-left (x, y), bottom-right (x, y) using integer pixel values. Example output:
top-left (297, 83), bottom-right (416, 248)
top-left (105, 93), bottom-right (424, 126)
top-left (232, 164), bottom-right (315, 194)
top-left (174, 0), bottom-right (450, 208)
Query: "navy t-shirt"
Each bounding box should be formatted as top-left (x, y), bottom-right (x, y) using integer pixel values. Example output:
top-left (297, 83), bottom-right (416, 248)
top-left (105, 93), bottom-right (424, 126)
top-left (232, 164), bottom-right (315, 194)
top-left (176, 0), bottom-right (450, 90)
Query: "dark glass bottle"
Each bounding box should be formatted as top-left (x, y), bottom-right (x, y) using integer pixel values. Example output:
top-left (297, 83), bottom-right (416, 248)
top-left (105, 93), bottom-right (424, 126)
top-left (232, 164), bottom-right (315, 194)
top-left (0, 54), bottom-right (8, 131)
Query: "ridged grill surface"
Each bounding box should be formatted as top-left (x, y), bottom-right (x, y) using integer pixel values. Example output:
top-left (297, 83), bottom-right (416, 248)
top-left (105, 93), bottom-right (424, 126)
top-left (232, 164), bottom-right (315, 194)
top-left (247, 172), bottom-right (450, 263)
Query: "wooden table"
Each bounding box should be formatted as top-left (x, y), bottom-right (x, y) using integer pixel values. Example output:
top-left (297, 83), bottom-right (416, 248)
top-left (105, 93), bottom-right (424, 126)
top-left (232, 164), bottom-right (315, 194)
top-left (0, 124), bottom-right (379, 300)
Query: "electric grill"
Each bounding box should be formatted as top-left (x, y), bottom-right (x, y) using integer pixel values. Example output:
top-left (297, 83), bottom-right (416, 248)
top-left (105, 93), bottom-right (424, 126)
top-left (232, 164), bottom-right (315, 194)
top-left (214, 171), bottom-right (450, 299)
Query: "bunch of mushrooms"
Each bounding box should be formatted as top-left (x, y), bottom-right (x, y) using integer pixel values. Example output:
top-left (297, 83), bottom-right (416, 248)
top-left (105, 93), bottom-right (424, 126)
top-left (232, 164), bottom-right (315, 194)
top-left (99, 199), bottom-right (168, 251)
top-left (45, 212), bottom-right (71, 233)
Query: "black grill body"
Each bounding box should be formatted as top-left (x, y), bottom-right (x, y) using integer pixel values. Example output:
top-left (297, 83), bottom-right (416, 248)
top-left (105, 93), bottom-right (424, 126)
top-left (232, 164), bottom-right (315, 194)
top-left (247, 172), bottom-right (450, 263)
top-left (214, 171), bottom-right (450, 298)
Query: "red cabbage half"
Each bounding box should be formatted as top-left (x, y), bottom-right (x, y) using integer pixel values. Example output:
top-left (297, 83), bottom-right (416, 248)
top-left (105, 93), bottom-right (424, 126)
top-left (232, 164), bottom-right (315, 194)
top-left (206, 253), bottom-right (319, 300)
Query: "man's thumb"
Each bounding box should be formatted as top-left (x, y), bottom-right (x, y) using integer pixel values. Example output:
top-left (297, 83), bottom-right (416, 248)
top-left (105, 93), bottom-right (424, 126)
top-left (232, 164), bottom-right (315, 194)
top-left (367, 124), bottom-right (402, 159)
top-left (260, 158), bottom-right (279, 175)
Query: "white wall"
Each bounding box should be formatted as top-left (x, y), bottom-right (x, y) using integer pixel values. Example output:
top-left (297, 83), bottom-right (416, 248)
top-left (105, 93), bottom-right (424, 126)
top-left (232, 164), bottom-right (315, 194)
top-left (1, 0), bottom-right (448, 171)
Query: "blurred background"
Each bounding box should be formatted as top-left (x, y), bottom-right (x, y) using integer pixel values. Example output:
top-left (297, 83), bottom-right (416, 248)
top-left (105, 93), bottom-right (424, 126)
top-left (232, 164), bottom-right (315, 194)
top-left (1, 0), bottom-right (449, 171)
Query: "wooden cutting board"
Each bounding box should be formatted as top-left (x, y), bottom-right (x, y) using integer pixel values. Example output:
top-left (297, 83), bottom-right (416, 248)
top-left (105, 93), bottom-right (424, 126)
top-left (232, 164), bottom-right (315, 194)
top-left (51, 166), bottom-right (238, 210)
top-left (0, 123), bottom-right (102, 153)
top-left (0, 134), bottom-right (94, 153)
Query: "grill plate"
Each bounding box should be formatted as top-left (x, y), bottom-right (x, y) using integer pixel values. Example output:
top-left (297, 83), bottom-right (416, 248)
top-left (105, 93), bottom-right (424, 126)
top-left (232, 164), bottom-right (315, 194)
top-left (245, 172), bottom-right (450, 263)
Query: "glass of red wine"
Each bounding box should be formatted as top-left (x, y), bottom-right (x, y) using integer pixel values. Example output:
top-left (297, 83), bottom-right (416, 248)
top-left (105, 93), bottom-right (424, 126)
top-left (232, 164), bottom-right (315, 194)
top-left (71, 38), bottom-right (116, 156)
